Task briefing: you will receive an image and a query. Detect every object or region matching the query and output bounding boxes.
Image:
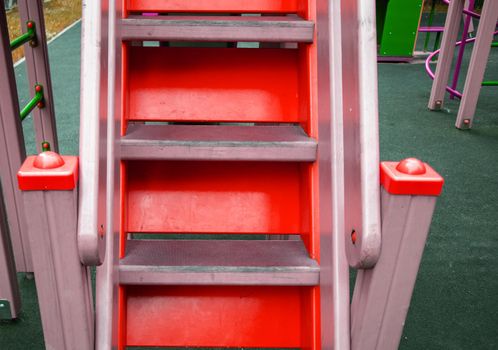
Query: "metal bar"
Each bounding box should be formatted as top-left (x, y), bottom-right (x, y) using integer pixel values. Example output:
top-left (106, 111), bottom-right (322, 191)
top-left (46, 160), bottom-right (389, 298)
top-left (78, 0), bottom-right (107, 267)
top-left (428, 0), bottom-right (465, 110)
top-left (95, 0), bottom-right (119, 347)
top-left (119, 240), bottom-right (319, 286)
top-left (0, 0), bottom-right (32, 272)
top-left (0, 184), bottom-right (21, 320)
top-left (419, 26), bottom-right (444, 32)
top-left (121, 124), bottom-right (317, 162)
top-left (20, 84), bottom-right (44, 121)
top-left (10, 20), bottom-right (36, 50)
top-left (121, 16), bottom-right (314, 42)
top-left (317, 0), bottom-right (350, 348)
top-left (482, 80), bottom-right (498, 86)
top-left (342, 0), bottom-right (381, 269)
top-left (18, 0), bottom-right (58, 153)
top-left (449, 0), bottom-right (475, 99)
top-left (455, 0), bottom-right (498, 129)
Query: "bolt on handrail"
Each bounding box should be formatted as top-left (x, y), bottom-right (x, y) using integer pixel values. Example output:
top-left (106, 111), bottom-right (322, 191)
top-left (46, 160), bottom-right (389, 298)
top-left (20, 84), bottom-right (44, 121)
top-left (10, 20), bottom-right (37, 51)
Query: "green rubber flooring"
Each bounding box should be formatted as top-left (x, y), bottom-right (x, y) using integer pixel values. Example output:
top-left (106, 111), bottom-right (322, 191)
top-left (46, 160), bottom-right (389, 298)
top-left (1, 20), bottom-right (498, 350)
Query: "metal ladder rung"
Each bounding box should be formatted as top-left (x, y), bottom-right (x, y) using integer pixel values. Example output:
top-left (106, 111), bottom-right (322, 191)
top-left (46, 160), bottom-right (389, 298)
top-left (119, 239), bottom-right (320, 286)
top-left (121, 15), bottom-right (315, 43)
top-left (120, 124), bottom-right (317, 161)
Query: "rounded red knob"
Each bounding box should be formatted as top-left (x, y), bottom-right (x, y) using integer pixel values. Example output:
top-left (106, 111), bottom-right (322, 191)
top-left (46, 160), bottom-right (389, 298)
top-left (33, 151), bottom-right (65, 169)
top-left (395, 158), bottom-right (426, 175)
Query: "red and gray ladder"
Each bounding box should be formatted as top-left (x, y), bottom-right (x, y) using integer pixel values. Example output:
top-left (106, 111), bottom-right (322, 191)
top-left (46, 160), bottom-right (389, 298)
top-left (14, 0), bottom-right (444, 349)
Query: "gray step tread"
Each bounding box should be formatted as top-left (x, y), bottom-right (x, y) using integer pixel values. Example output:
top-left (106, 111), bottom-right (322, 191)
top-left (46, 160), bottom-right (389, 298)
top-left (119, 239), bottom-right (319, 286)
top-left (120, 124), bottom-right (317, 161)
top-left (121, 15), bottom-right (314, 42)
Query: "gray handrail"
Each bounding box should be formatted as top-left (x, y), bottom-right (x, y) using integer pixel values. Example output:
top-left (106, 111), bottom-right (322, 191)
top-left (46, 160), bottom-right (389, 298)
top-left (342, 0), bottom-right (382, 269)
top-left (78, 0), bottom-right (106, 266)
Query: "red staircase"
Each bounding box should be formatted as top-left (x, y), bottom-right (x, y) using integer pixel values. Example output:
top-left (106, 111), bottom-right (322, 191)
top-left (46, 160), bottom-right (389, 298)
top-left (116, 1), bottom-right (321, 348)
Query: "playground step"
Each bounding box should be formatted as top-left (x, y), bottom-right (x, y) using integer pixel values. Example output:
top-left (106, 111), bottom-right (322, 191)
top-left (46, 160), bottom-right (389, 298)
top-left (121, 15), bottom-right (315, 43)
top-left (119, 239), bottom-right (320, 286)
top-left (121, 124), bottom-right (317, 161)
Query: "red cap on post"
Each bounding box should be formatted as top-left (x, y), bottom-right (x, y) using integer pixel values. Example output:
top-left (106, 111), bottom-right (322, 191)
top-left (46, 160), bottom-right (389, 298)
top-left (380, 158), bottom-right (444, 196)
top-left (18, 151), bottom-right (78, 191)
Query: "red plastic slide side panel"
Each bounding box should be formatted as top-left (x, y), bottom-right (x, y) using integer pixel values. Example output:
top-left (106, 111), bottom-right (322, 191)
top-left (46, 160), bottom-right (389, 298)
top-left (126, 0), bottom-right (299, 13)
top-left (380, 158), bottom-right (444, 196)
top-left (17, 154), bottom-right (78, 191)
top-left (125, 161), bottom-right (308, 234)
top-left (125, 47), bottom-right (305, 124)
top-left (123, 285), bottom-right (312, 348)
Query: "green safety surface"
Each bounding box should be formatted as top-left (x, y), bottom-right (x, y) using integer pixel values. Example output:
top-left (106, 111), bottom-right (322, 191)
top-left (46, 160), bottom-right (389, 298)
top-left (1, 20), bottom-right (498, 350)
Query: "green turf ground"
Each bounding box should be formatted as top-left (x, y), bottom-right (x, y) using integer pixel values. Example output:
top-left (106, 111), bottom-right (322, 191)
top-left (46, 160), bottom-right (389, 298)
top-left (1, 20), bottom-right (498, 350)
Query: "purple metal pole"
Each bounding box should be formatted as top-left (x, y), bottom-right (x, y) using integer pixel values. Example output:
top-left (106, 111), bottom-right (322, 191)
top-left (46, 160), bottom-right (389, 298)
top-left (0, 0), bottom-right (32, 273)
top-left (18, 153), bottom-right (94, 349)
top-left (428, 0), bottom-right (465, 110)
top-left (455, 0), bottom-right (498, 129)
top-left (443, 0), bottom-right (481, 19)
top-left (0, 185), bottom-right (21, 320)
top-left (449, 0), bottom-right (475, 99)
top-left (18, 0), bottom-right (59, 153)
top-left (426, 30), bottom-right (498, 99)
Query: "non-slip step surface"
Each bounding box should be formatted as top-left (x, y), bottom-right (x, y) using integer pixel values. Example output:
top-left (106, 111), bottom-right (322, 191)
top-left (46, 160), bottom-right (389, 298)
top-left (121, 15), bottom-right (314, 43)
top-left (119, 239), bottom-right (319, 286)
top-left (121, 124), bottom-right (317, 161)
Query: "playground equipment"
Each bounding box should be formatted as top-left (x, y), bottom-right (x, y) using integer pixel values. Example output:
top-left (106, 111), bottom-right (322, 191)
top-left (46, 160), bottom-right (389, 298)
top-left (0, 0), bottom-right (57, 319)
top-left (2, 0), bottom-right (444, 348)
top-left (428, 0), bottom-right (498, 129)
top-left (376, 0), bottom-right (425, 61)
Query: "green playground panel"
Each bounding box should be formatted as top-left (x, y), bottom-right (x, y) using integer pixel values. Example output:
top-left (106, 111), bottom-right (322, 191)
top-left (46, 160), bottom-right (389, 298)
top-left (377, 0), bottom-right (424, 58)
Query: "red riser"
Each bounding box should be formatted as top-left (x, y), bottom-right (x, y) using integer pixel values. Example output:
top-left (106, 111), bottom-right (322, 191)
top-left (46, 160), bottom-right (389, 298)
top-left (123, 286), bottom-right (315, 348)
top-left (125, 47), bottom-right (306, 124)
top-left (126, 0), bottom-right (300, 14)
top-left (125, 161), bottom-right (308, 234)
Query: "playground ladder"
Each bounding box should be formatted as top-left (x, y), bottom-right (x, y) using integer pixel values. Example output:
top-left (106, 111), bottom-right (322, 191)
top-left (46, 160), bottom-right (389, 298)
top-left (104, 2), bottom-right (328, 348)
top-left (14, 0), bottom-right (443, 349)
top-left (0, 0), bottom-right (57, 320)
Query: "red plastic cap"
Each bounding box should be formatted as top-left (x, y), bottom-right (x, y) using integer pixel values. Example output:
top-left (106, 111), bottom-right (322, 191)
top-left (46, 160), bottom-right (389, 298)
top-left (380, 158), bottom-right (444, 196)
top-left (18, 154), bottom-right (78, 191)
top-left (32, 151), bottom-right (65, 169)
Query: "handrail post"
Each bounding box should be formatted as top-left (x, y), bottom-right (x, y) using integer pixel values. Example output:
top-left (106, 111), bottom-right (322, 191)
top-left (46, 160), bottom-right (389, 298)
top-left (18, 149), bottom-right (94, 349)
top-left (351, 159), bottom-right (444, 350)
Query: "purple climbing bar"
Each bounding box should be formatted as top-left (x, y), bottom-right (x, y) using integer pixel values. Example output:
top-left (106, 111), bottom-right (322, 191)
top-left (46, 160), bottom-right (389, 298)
top-left (17, 150), bottom-right (94, 350)
top-left (0, 189), bottom-right (21, 320)
top-left (18, 0), bottom-right (58, 152)
top-left (351, 158), bottom-right (444, 350)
